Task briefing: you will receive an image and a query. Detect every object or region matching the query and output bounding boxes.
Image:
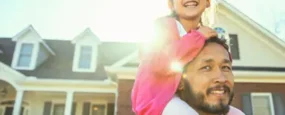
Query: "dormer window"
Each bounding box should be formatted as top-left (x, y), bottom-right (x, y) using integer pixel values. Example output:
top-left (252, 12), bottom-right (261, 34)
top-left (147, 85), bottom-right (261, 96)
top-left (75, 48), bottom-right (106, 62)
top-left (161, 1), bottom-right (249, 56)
top-left (11, 25), bottom-right (55, 70)
top-left (73, 44), bottom-right (97, 72)
top-left (12, 42), bottom-right (37, 70)
top-left (78, 46), bottom-right (92, 69)
top-left (71, 28), bottom-right (100, 72)
top-left (17, 43), bottom-right (34, 67)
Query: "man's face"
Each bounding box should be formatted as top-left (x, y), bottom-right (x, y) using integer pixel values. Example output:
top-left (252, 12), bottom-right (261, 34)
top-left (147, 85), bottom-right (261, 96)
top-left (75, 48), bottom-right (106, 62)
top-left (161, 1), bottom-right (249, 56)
top-left (168, 0), bottom-right (210, 20)
top-left (183, 43), bottom-right (234, 114)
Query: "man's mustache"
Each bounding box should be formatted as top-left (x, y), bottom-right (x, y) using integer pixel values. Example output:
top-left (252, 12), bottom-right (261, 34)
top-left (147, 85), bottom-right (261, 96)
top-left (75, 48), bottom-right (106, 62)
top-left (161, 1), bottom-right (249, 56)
top-left (206, 85), bottom-right (231, 95)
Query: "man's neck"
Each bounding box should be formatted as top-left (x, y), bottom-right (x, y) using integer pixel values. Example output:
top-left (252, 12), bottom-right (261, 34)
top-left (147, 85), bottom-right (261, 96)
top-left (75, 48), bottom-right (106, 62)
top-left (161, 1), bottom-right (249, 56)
top-left (177, 17), bottom-right (201, 32)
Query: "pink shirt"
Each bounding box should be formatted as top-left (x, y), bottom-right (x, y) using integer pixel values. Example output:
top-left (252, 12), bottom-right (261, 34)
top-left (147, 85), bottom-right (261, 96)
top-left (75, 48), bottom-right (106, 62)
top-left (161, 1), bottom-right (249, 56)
top-left (132, 17), bottom-right (206, 115)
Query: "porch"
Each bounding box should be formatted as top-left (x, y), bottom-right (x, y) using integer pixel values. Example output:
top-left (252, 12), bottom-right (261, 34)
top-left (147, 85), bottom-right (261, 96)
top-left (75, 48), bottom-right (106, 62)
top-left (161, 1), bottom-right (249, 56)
top-left (0, 80), bottom-right (117, 115)
top-left (0, 62), bottom-right (118, 115)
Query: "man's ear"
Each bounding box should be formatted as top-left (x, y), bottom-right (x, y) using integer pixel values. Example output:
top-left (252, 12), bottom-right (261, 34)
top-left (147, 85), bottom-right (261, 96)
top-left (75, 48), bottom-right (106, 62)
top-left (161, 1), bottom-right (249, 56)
top-left (178, 74), bottom-right (187, 91)
top-left (168, 0), bottom-right (174, 11)
top-left (178, 81), bottom-right (184, 91)
top-left (206, 0), bottom-right (211, 8)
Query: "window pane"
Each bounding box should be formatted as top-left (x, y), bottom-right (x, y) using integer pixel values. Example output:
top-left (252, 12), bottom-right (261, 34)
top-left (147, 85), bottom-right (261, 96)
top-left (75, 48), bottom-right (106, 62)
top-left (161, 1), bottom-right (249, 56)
top-left (91, 104), bottom-right (105, 115)
top-left (79, 46), bottom-right (92, 69)
top-left (252, 96), bottom-right (273, 115)
top-left (229, 34), bottom-right (240, 60)
top-left (21, 44), bottom-right (33, 54)
top-left (18, 55), bottom-right (32, 67)
top-left (17, 43), bottom-right (33, 67)
top-left (53, 104), bottom-right (65, 115)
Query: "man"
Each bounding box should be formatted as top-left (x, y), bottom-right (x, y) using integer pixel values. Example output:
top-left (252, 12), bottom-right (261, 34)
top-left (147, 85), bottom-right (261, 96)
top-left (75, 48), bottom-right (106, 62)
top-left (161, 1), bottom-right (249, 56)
top-left (163, 37), bottom-right (245, 115)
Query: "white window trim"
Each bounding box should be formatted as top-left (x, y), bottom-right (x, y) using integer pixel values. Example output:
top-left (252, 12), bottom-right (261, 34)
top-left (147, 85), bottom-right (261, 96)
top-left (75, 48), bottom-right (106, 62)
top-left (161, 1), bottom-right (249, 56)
top-left (88, 101), bottom-right (108, 115)
top-left (11, 41), bottom-right (39, 70)
top-left (72, 44), bottom-right (97, 72)
top-left (251, 93), bottom-right (275, 115)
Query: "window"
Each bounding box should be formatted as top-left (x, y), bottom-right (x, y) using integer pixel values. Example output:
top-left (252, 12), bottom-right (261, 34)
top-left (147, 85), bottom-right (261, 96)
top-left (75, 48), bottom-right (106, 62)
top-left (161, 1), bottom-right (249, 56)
top-left (0, 100), bottom-right (28, 115)
top-left (78, 46), bottom-right (92, 69)
top-left (229, 34), bottom-right (240, 60)
top-left (73, 44), bottom-right (97, 72)
top-left (53, 104), bottom-right (65, 115)
top-left (251, 93), bottom-right (275, 115)
top-left (82, 103), bottom-right (106, 115)
top-left (91, 104), bottom-right (106, 115)
top-left (17, 43), bottom-right (34, 67)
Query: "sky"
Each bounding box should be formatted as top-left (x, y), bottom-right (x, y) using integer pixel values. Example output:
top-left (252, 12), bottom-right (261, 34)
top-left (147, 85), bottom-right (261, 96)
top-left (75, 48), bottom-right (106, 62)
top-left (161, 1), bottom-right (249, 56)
top-left (0, 0), bottom-right (284, 42)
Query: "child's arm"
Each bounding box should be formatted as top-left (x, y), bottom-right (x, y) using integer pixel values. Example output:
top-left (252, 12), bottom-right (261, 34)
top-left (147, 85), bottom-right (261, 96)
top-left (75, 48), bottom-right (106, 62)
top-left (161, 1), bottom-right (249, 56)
top-left (139, 17), bottom-right (206, 76)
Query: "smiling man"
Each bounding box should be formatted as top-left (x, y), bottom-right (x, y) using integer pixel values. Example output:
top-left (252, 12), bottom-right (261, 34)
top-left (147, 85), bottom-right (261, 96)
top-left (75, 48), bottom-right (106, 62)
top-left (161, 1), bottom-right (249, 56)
top-left (163, 37), bottom-right (245, 115)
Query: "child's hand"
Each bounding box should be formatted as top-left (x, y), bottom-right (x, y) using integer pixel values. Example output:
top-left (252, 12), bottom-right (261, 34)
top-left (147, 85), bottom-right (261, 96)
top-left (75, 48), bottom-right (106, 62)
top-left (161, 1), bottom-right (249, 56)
top-left (197, 26), bottom-right (218, 39)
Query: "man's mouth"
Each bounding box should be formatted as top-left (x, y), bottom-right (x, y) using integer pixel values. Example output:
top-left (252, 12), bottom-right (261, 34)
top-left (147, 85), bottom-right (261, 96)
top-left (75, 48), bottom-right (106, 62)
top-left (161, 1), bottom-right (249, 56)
top-left (207, 86), bottom-right (230, 97)
top-left (184, 0), bottom-right (199, 7)
top-left (210, 89), bottom-right (226, 96)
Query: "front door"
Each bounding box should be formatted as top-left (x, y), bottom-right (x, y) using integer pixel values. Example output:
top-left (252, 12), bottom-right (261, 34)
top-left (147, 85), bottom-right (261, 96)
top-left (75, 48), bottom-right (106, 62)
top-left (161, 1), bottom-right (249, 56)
top-left (4, 107), bottom-right (24, 115)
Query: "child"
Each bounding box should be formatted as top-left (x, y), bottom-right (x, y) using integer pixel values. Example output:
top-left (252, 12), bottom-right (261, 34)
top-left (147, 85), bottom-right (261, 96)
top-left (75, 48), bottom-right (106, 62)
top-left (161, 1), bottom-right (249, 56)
top-left (131, 0), bottom-right (243, 115)
top-left (131, 0), bottom-right (215, 115)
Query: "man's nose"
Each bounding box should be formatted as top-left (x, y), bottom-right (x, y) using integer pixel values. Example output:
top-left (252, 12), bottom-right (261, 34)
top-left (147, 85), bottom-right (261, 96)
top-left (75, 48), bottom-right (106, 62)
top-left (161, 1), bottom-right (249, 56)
top-left (214, 69), bottom-right (227, 83)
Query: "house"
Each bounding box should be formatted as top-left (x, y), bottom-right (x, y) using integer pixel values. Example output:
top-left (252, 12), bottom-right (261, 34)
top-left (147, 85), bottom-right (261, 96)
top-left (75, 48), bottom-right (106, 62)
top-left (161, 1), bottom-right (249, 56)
top-left (0, 26), bottom-right (138, 115)
top-left (0, 1), bottom-right (285, 115)
top-left (105, 0), bottom-right (285, 115)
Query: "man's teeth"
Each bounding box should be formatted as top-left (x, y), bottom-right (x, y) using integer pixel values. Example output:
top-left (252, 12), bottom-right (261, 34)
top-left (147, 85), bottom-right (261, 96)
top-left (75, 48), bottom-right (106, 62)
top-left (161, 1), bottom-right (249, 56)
top-left (212, 90), bottom-right (225, 94)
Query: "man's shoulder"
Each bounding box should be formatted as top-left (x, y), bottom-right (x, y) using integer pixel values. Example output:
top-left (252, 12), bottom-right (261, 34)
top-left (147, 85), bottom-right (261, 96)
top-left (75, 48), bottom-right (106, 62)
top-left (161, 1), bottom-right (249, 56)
top-left (162, 96), bottom-right (198, 115)
top-left (229, 106), bottom-right (245, 115)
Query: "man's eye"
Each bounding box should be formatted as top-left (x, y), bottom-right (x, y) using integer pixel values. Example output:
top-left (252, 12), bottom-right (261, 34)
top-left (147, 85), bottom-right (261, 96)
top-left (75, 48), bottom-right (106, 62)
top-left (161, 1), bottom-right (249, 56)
top-left (222, 66), bottom-right (232, 71)
top-left (201, 66), bottom-right (211, 70)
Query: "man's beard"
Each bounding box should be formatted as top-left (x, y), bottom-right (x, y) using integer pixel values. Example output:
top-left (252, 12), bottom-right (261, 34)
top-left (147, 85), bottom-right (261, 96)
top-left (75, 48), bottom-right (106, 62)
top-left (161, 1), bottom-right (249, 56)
top-left (182, 79), bottom-right (234, 114)
top-left (193, 90), bottom-right (233, 114)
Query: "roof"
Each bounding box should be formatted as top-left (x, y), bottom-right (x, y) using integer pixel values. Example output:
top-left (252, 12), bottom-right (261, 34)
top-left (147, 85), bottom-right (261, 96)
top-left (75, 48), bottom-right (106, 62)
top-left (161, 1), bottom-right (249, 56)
top-left (99, 42), bottom-right (138, 65)
top-left (72, 28), bottom-right (101, 44)
top-left (12, 25), bottom-right (56, 55)
top-left (0, 38), bottom-right (138, 80)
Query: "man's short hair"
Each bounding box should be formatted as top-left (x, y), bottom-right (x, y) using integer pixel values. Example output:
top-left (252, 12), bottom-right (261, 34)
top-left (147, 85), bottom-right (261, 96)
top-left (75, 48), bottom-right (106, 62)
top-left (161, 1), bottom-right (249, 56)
top-left (183, 37), bottom-right (230, 72)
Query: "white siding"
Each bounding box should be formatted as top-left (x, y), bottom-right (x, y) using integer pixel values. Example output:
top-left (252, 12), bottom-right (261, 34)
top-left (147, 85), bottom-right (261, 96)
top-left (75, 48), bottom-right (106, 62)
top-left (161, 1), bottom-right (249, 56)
top-left (36, 44), bottom-right (50, 68)
top-left (18, 30), bottom-right (41, 42)
top-left (215, 11), bottom-right (285, 67)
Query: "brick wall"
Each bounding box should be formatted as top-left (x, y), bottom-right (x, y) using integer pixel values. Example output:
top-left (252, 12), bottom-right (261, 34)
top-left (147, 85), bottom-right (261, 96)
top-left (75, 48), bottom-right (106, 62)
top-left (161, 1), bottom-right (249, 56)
top-left (231, 83), bottom-right (285, 109)
top-left (117, 79), bottom-right (135, 115)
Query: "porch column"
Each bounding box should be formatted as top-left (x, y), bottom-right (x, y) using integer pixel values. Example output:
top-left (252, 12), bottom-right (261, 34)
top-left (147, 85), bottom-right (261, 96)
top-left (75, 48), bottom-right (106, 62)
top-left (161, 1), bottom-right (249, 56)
top-left (64, 91), bottom-right (74, 115)
top-left (13, 90), bottom-right (24, 115)
top-left (114, 92), bottom-right (118, 115)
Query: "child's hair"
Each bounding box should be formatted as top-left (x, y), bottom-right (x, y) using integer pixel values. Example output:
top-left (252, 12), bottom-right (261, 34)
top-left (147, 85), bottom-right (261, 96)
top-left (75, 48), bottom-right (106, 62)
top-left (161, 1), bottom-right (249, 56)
top-left (201, 0), bottom-right (218, 27)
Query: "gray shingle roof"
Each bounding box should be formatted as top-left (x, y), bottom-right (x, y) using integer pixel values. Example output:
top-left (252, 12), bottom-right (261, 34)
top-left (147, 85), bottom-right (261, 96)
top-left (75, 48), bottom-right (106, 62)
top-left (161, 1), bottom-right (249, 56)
top-left (0, 38), bottom-right (138, 80)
